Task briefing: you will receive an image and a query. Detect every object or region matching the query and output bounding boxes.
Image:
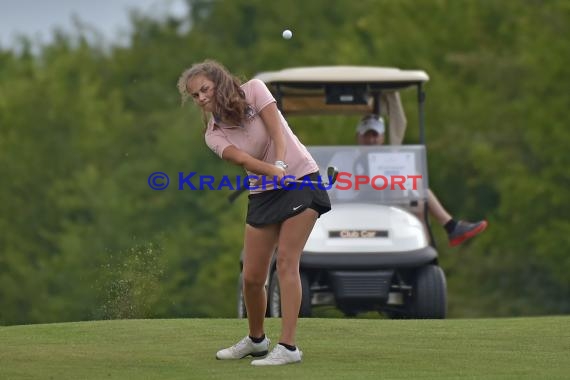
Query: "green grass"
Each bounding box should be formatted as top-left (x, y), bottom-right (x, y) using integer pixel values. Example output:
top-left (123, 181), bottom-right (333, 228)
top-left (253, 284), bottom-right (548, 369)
top-left (1, 317), bottom-right (569, 379)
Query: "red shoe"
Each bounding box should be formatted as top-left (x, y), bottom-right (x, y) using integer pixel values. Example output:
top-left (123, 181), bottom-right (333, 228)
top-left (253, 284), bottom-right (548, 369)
top-left (448, 220), bottom-right (488, 247)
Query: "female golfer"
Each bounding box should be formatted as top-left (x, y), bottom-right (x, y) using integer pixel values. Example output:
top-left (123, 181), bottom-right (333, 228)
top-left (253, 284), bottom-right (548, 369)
top-left (177, 60), bottom-right (331, 366)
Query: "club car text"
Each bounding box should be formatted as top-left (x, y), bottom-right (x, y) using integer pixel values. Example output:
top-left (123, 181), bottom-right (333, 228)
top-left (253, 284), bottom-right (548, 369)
top-left (329, 230), bottom-right (389, 238)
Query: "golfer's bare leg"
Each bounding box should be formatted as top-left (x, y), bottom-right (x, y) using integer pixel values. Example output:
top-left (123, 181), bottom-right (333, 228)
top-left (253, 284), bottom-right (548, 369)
top-left (276, 209), bottom-right (318, 345)
top-left (427, 189), bottom-right (453, 225)
top-left (243, 224), bottom-right (279, 338)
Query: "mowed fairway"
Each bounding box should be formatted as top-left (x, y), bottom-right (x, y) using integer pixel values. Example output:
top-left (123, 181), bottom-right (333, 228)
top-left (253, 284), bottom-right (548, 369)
top-left (1, 316), bottom-right (568, 379)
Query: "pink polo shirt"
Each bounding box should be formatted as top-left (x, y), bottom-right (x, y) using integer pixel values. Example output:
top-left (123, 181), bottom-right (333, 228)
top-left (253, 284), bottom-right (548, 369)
top-left (205, 78), bottom-right (318, 193)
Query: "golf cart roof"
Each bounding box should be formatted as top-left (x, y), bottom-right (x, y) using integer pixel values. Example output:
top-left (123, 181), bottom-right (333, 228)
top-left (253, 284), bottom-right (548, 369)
top-left (255, 66), bottom-right (429, 84)
top-left (254, 65), bottom-right (429, 116)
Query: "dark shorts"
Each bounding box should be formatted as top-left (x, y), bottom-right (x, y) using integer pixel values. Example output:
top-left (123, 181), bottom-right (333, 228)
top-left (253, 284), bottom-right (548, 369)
top-left (246, 172), bottom-right (332, 227)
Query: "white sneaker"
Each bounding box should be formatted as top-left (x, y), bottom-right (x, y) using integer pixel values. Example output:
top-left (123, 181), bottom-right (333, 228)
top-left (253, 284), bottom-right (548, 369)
top-left (216, 336), bottom-right (270, 360)
top-left (251, 344), bottom-right (302, 366)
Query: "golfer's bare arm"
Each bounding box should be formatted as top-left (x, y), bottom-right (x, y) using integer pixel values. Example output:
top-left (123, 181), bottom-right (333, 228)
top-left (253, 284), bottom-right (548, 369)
top-left (222, 146), bottom-right (284, 178)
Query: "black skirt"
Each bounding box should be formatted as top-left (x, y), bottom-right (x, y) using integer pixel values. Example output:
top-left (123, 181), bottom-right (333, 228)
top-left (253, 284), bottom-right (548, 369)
top-left (246, 172), bottom-right (332, 227)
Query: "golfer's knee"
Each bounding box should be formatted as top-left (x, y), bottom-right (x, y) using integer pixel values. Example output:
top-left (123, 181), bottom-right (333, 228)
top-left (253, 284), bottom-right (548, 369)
top-left (276, 253), bottom-right (299, 278)
top-left (243, 272), bottom-right (266, 290)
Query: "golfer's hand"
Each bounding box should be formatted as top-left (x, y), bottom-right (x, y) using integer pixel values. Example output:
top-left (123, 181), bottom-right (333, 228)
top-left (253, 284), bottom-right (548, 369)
top-left (249, 166), bottom-right (286, 189)
top-left (270, 165), bottom-right (286, 184)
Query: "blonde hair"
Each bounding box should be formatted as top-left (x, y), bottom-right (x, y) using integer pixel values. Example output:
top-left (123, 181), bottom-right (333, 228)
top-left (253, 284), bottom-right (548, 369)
top-left (177, 59), bottom-right (249, 126)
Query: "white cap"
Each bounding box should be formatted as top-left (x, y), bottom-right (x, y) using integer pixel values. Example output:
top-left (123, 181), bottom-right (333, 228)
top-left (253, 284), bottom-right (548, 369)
top-left (356, 114), bottom-right (385, 135)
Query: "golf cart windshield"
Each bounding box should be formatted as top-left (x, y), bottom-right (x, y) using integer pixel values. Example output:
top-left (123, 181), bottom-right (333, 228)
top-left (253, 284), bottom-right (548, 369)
top-left (309, 145), bottom-right (428, 206)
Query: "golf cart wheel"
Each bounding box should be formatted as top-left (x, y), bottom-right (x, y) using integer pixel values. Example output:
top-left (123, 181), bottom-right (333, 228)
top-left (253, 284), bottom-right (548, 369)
top-left (411, 265), bottom-right (447, 319)
top-left (237, 272), bottom-right (247, 318)
top-left (299, 271), bottom-right (312, 317)
top-left (268, 270), bottom-right (312, 318)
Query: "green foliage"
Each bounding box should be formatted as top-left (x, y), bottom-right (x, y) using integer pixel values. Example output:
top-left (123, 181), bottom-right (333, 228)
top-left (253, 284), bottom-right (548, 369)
top-left (0, 0), bottom-right (569, 324)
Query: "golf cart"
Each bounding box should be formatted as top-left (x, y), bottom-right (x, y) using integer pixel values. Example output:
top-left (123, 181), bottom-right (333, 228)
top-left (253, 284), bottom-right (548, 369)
top-left (236, 66), bottom-right (447, 319)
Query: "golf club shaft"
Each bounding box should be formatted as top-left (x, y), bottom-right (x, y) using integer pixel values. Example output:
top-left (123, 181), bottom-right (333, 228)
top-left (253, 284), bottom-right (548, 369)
top-left (293, 179), bottom-right (335, 186)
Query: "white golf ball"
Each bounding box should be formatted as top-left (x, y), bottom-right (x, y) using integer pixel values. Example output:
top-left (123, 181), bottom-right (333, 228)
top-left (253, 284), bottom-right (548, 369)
top-left (282, 29), bottom-right (293, 40)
